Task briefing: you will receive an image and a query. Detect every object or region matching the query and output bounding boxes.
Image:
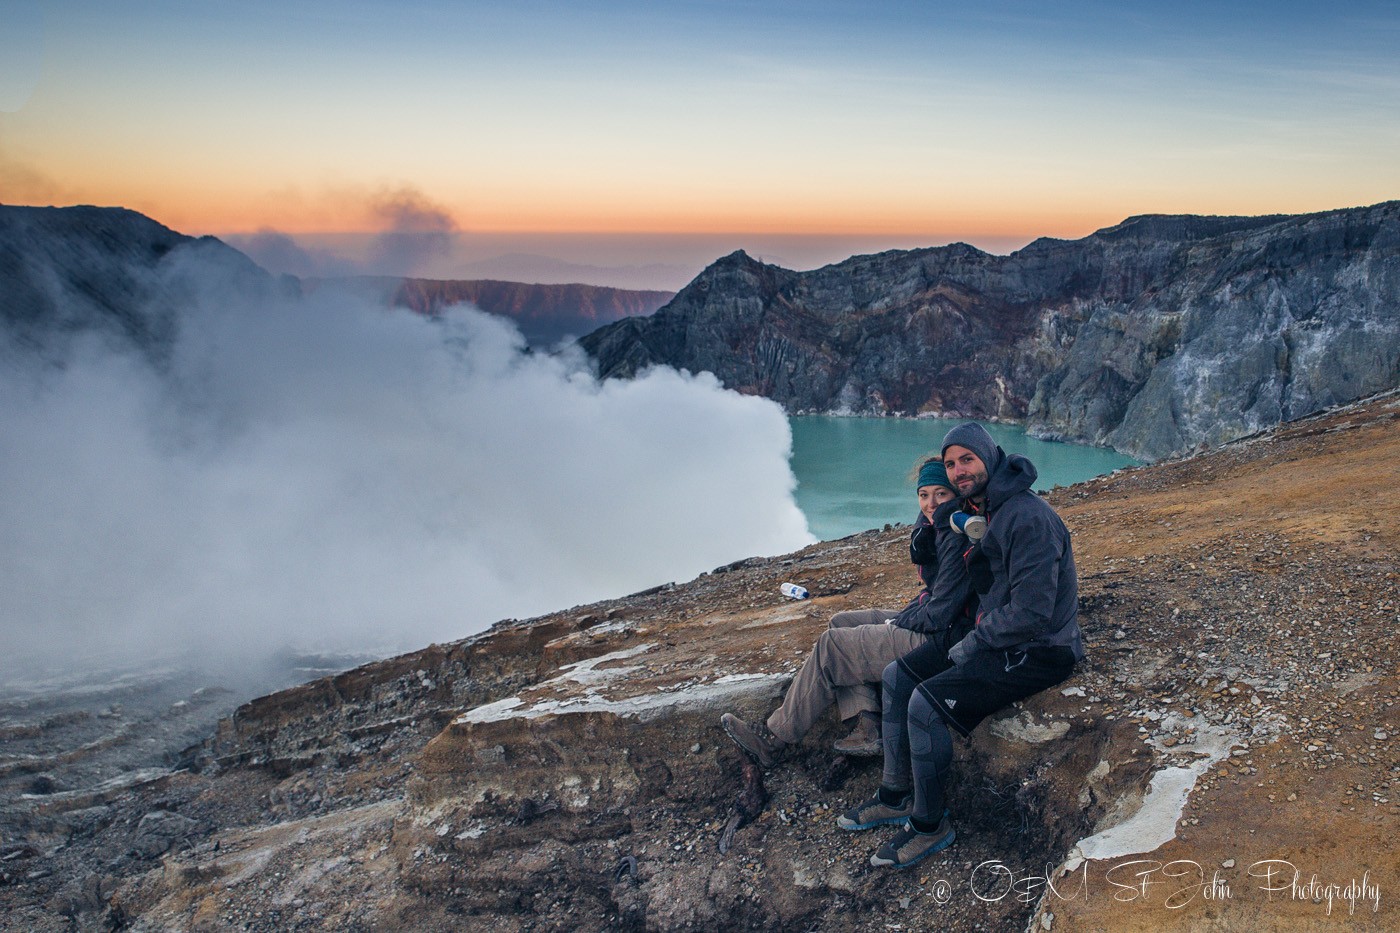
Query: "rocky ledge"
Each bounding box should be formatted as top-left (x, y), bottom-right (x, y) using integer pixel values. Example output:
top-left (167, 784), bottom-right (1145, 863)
top-left (1, 394), bottom-right (1397, 931)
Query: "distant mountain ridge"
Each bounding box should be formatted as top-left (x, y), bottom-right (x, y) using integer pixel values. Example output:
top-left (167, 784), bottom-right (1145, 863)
top-left (381, 277), bottom-right (672, 345)
top-left (580, 202), bottom-right (1400, 460)
top-left (0, 205), bottom-right (671, 351)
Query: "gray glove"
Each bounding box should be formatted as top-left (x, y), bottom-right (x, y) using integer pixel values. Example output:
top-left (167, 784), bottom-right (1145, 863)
top-left (947, 632), bottom-right (978, 667)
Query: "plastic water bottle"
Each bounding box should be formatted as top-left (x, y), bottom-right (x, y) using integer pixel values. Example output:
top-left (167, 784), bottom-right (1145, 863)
top-left (780, 582), bottom-right (809, 600)
top-left (949, 511), bottom-right (987, 541)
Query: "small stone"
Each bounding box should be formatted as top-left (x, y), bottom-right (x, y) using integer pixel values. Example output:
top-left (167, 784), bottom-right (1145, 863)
top-left (691, 743), bottom-right (702, 754)
top-left (1222, 858), bottom-right (1236, 869)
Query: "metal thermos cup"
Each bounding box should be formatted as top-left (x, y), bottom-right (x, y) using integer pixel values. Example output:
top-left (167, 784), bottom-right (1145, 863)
top-left (950, 511), bottom-right (987, 541)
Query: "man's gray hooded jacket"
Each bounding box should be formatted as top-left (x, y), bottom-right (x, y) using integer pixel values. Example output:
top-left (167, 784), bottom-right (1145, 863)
top-left (960, 448), bottom-right (1083, 660)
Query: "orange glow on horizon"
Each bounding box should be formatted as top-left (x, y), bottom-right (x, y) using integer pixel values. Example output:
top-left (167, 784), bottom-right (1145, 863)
top-left (126, 192), bottom-right (1143, 240)
top-left (14, 175), bottom-right (1387, 245)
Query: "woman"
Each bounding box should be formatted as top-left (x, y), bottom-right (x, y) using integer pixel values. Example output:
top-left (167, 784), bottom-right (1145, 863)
top-left (836, 488), bottom-right (978, 856)
top-left (719, 457), bottom-right (962, 766)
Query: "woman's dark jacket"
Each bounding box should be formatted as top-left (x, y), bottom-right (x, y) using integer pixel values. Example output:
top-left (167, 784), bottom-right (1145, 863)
top-left (890, 503), bottom-right (975, 636)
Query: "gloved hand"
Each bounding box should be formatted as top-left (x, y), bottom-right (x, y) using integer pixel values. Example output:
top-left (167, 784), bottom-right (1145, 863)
top-left (947, 632), bottom-right (978, 667)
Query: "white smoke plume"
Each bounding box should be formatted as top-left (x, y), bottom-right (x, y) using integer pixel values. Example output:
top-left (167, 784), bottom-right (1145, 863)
top-left (0, 268), bottom-right (812, 680)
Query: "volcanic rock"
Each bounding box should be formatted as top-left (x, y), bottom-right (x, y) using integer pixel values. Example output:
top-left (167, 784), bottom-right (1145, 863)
top-left (581, 203), bottom-right (1400, 461)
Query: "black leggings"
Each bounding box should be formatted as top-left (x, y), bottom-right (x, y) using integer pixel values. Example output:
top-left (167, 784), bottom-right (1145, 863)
top-left (880, 637), bottom-right (955, 792)
top-left (883, 639), bottom-right (1076, 823)
top-left (908, 688), bottom-right (955, 822)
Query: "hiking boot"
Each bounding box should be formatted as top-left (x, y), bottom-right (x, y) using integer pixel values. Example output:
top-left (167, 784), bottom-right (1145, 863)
top-left (870, 816), bottom-right (956, 869)
top-left (720, 713), bottom-right (788, 769)
top-left (837, 792), bottom-right (913, 831)
top-left (832, 714), bottom-right (882, 757)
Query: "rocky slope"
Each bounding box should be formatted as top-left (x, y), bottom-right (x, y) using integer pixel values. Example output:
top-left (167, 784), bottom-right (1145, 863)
top-left (580, 203), bottom-right (1400, 461)
top-left (2, 392), bottom-right (1395, 931)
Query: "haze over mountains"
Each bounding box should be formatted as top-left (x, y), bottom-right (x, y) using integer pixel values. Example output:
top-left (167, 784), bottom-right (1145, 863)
top-left (583, 201), bottom-right (1400, 461)
top-left (0, 206), bottom-right (674, 350)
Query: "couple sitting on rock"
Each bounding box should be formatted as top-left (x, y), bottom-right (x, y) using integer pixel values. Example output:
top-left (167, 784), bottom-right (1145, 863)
top-left (721, 422), bottom-right (1083, 869)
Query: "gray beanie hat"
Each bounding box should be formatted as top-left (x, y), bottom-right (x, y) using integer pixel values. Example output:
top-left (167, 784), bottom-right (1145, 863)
top-left (941, 422), bottom-right (1002, 473)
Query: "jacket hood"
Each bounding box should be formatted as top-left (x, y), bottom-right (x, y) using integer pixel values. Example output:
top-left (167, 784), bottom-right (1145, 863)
top-left (985, 453), bottom-right (1038, 511)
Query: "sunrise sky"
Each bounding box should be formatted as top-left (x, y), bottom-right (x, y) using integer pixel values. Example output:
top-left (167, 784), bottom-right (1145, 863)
top-left (3, 0), bottom-right (1398, 284)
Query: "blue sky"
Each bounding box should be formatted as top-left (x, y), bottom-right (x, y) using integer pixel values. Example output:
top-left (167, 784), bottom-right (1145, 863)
top-left (3, 0), bottom-right (1397, 278)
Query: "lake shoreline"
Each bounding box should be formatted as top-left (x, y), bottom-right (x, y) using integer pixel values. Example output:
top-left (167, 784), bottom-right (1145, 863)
top-left (787, 408), bottom-right (1141, 458)
top-left (789, 414), bottom-right (1140, 541)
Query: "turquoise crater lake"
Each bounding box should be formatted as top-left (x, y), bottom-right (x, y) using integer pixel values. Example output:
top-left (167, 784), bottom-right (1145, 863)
top-left (789, 416), bottom-right (1138, 541)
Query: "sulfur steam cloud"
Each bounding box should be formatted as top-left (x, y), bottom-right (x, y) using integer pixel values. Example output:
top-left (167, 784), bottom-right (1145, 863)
top-left (0, 269), bottom-right (812, 681)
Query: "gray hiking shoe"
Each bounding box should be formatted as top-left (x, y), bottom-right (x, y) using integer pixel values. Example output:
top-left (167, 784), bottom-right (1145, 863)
top-left (720, 713), bottom-right (788, 769)
top-left (832, 714), bottom-right (882, 757)
top-left (870, 816), bottom-right (956, 869)
top-left (837, 792), bottom-right (913, 831)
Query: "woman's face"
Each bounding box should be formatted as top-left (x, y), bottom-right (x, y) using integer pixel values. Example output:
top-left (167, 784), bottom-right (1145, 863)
top-left (918, 484), bottom-right (956, 522)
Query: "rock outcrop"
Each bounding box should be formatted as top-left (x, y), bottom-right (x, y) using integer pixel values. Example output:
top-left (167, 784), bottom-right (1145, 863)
top-left (3, 392), bottom-right (1396, 931)
top-left (580, 203), bottom-right (1400, 460)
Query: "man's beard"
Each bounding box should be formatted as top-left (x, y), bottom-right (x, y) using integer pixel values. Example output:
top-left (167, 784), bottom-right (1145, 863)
top-left (959, 470), bottom-right (989, 500)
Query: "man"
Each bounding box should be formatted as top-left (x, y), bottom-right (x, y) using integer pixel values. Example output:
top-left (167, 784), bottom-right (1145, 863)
top-left (720, 459), bottom-right (972, 765)
top-left (848, 422), bottom-right (1083, 869)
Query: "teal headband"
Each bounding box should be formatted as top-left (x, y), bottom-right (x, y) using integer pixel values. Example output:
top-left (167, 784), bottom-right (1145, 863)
top-left (917, 460), bottom-right (951, 492)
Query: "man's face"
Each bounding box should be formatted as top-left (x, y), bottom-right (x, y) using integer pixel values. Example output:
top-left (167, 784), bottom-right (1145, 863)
top-left (943, 445), bottom-right (989, 498)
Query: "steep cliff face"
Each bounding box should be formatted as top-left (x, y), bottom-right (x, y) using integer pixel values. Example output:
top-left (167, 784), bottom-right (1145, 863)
top-left (581, 204), bottom-right (1400, 460)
